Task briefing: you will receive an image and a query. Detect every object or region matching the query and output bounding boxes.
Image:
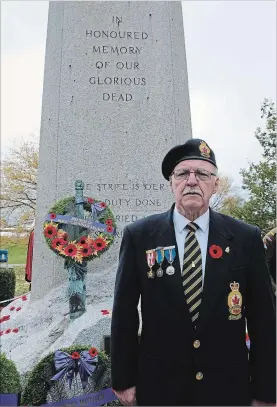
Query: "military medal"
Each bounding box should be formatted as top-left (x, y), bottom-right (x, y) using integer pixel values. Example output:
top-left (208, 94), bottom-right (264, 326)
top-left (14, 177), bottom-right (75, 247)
top-left (155, 247), bottom-right (164, 277)
top-left (164, 246), bottom-right (176, 275)
top-left (146, 249), bottom-right (156, 278)
top-left (228, 281), bottom-right (242, 320)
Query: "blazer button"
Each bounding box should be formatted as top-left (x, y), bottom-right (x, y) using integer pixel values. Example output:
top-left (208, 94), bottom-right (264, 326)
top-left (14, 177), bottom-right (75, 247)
top-left (193, 340), bottom-right (200, 348)
top-left (196, 372), bottom-right (203, 380)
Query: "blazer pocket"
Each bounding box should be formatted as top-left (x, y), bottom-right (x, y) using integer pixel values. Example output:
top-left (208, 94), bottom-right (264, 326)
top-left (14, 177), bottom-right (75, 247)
top-left (141, 350), bottom-right (161, 360)
top-left (230, 265), bottom-right (245, 271)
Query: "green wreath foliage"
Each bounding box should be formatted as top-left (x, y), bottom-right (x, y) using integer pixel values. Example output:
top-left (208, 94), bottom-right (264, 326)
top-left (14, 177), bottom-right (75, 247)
top-left (43, 197), bottom-right (117, 264)
top-left (0, 353), bottom-right (21, 393)
top-left (20, 345), bottom-right (121, 406)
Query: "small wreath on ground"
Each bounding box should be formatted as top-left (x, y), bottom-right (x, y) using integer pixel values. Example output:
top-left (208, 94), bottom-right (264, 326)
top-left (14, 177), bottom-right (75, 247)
top-left (43, 197), bottom-right (116, 265)
top-left (20, 345), bottom-right (121, 406)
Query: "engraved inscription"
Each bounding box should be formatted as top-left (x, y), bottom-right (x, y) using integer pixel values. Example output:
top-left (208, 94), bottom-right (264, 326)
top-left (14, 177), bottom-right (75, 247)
top-left (86, 16), bottom-right (149, 102)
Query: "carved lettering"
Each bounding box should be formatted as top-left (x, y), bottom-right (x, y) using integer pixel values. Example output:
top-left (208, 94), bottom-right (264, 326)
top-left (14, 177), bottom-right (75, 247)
top-left (85, 182), bottom-right (165, 192)
top-left (103, 92), bottom-right (132, 102)
top-left (86, 30), bottom-right (148, 40)
top-left (86, 17), bottom-right (149, 101)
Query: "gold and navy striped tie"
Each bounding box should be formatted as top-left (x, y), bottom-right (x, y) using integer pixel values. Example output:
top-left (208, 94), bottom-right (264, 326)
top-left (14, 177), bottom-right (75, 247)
top-left (182, 222), bottom-right (202, 326)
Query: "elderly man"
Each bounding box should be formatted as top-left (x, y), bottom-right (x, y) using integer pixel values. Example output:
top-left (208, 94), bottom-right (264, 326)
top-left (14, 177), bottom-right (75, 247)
top-left (111, 139), bottom-right (276, 406)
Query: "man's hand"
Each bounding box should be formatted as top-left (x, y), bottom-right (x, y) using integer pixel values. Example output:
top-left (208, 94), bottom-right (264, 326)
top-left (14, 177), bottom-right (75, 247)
top-left (113, 386), bottom-right (137, 406)
top-left (251, 399), bottom-right (276, 406)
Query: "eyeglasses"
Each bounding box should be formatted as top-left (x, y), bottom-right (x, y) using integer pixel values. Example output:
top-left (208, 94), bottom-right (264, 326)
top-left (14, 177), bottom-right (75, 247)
top-left (171, 168), bottom-right (217, 182)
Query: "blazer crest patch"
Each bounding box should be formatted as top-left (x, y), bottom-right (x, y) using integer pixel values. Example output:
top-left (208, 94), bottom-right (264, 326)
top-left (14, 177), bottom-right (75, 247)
top-left (228, 281), bottom-right (242, 320)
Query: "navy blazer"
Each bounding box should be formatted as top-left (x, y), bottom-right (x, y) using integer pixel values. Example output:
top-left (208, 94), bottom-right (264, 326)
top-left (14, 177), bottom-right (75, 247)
top-left (111, 206), bottom-right (276, 406)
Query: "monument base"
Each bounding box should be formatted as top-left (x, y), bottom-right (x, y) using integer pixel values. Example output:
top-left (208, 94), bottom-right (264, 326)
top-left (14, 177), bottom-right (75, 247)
top-left (0, 264), bottom-right (125, 376)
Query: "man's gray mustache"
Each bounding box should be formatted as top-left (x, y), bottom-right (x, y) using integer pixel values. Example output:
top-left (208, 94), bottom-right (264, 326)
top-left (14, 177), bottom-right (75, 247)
top-left (182, 189), bottom-right (203, 197)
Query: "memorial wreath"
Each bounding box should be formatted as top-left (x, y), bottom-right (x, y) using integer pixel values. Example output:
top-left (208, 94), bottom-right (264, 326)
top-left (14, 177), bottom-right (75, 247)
top-left (43, 196), bottom-right (116, 265)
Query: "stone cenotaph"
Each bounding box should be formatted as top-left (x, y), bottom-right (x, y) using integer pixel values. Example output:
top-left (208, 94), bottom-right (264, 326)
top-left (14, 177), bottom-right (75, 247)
top-left (32, 1), bottom-right (192, 300)
top-left (2, 2), bottom-right (193, 375)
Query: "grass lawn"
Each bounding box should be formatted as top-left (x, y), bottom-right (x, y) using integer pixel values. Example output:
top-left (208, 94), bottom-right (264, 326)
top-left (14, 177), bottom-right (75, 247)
top-left (0, 236), bottom-right (28, 264)
top-left (14, 266), bottom-right (30, 296)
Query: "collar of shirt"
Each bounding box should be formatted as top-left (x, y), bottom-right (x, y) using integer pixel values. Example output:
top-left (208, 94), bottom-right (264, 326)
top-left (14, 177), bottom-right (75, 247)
top-left (173, 206), bottom-right (210, 234)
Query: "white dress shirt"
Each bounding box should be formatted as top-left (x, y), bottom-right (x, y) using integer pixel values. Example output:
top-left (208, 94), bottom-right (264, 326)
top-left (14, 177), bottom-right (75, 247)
top-left (173, 207), bottom-right (210, 284)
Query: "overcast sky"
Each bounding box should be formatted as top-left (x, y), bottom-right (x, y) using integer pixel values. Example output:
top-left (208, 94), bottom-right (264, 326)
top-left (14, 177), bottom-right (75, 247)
top-left (1, 1), bottom-right (276, 187)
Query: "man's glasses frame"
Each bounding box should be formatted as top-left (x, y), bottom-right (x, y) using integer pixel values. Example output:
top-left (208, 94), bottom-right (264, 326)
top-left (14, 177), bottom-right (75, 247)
top-left (171, 168), bottom-right (217, 182)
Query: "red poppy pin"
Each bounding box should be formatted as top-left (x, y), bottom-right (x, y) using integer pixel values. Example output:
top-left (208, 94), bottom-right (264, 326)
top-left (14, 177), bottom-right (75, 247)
top-left (209, 245), bottom-right (223, 259)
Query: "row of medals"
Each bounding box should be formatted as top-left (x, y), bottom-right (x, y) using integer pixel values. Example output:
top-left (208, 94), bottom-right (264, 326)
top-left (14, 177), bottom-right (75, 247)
top-left (146, 246), bottom-right (176, 278)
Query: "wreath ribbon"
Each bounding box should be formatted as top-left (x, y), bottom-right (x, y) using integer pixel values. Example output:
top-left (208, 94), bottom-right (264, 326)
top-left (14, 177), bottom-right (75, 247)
top-left (45, 213), bottom-right (116, 235)
top-left (51, 350), bottom-right (98, 390)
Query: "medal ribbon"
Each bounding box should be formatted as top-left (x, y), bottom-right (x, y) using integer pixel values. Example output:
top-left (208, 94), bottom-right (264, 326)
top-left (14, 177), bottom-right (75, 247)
top-left (146, 250), bottom-right (156, 267)
top-left (156, 248), bottom-right (164, 264)
top-left (164, 246), bottom-right (176, 264)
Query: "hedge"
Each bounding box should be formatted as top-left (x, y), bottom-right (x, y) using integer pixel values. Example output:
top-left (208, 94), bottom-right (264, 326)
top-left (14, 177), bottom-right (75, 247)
top-left (0, 267), bottom-right (16, 304)
top-left (0, 353), bottom-right (21, 393)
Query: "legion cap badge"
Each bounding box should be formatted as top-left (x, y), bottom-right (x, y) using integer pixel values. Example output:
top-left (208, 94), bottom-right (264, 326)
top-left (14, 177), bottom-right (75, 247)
top-left (228, 281), bottom-right (242, 320)
top-left (199, 141), bottom-right (211, 158)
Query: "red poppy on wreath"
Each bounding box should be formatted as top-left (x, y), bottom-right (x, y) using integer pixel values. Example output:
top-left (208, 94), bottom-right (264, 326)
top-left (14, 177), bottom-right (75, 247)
top-left (21, 295), bottom-right (28, 301)
top-left (1, 315), bottom-right (10, 322)
top-left (93, 237), bottom-right (107, 251)
top-left (71, 352), bottom-right (80, 360)
top-left (44, 225), bottom-right (58, 239)
top-left (12, 328), bottom-right (19, 333)
top-left (0, 331), bottom-right (3, 336)
top-left (5, 329), bottom-right (11, 334)
top-left (78, 237), bottom-right (88, 245)
top-left (89, 347), bottom-right (98, 358)
top-left (10, 306), bottom-right (15, 311)
top-left (16, 307), bottom-right (21, 312)
top-left (63, 244), bottom-right (78, 257)
top-left (50, 213), bottom-right (57, 220)
top-left (105, 219), bottom-right (113, 226)
top-left (87, 198), bottom-right (94, 204)
top-left (51, 238), bottom-right (67, 250)
top-left (209, 245), bottom-right (223, 259)
top-left (106, 226), bottom-right (114, 233)
top-left (100, 202), bottom-right (106, 208)
top-left (80, 244), bottom-right (93, 257)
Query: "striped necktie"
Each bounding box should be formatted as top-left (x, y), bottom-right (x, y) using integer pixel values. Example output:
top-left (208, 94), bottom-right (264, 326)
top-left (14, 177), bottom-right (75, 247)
top-left (182, 222), bottom-right (202, 326)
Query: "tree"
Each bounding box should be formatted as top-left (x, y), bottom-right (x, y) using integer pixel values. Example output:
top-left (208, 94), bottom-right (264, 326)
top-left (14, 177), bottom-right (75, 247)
top-left (0, 139), bottom-right (38, 227)
top-left (234, 99), bottom-right (276, 234)
top-left (210, 174), bottom-right (243, 215)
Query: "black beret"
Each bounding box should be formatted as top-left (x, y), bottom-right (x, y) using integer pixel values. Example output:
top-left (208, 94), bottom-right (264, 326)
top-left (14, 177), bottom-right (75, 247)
top-left (162, 138), bottom-right (217, 180)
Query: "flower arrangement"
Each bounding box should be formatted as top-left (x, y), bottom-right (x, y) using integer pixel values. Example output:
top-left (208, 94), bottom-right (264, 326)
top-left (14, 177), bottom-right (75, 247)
top-left (43, 196), bottom-right (116, 265)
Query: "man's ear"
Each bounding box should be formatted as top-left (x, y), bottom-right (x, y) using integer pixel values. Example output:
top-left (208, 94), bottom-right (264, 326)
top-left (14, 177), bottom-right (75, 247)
top-left (169, 177), bottom-right (173, 193)
top-left (212, 177), bottom-right (219, 195)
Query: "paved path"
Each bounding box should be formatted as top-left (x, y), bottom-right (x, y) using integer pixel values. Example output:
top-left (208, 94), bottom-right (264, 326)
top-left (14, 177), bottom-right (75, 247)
top-left (0, 264), bottom-right (25, 268)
